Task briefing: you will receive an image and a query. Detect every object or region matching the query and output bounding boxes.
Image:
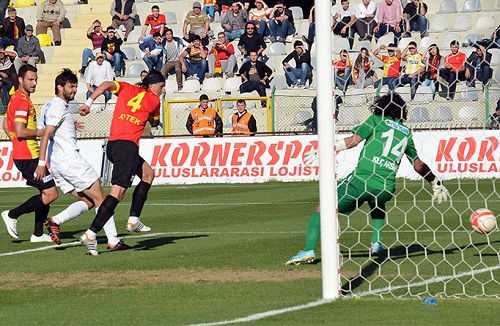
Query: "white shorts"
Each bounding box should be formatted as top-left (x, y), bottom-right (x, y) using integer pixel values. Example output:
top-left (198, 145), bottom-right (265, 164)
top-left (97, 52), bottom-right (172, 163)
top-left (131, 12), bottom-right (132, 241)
top-left (50, 151), bottom-right (99, 194)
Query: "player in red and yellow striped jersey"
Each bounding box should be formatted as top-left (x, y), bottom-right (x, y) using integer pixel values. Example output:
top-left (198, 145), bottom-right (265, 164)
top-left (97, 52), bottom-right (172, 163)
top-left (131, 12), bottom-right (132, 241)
top-left (1, 64), bottom-right (58, 242)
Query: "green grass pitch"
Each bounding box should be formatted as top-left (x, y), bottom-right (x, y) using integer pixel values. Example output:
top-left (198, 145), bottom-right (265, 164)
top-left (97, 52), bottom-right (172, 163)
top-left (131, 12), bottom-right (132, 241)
top-left (0, 180), bottom-right (499, 325)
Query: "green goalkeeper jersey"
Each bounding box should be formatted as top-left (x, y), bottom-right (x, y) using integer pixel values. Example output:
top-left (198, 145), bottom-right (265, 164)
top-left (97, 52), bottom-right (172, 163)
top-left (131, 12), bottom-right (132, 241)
top-left (351, 114), bottom-right (419, 192)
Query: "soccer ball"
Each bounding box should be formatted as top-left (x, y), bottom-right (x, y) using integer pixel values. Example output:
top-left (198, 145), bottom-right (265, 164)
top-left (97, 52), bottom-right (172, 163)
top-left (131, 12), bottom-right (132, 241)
top-left (470, 209), bottom-right (497, 234)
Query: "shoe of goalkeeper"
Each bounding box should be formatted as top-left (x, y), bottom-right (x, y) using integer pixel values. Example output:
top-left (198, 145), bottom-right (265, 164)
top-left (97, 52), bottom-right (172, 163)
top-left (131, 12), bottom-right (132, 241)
top-left (125, 219), bottom-right (151, 232)
top-left (79, 232), bottom-right (99, 256)
top-left (370, 242), bottom-right (383, 254)
top-left (285, 250), bottom-right (316, 265)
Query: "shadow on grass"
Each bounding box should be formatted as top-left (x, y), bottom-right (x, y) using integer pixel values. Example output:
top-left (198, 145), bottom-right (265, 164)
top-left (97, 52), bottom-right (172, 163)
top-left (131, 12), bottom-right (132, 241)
top-left (134, 234), bottom-right (209, 251)
top-left (340, 240), bottom-right (500, 294)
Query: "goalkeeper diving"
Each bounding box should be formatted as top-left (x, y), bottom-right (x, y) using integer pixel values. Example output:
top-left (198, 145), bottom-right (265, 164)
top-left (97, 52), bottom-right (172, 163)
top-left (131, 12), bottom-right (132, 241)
top-left (286, 92), bottom-right (450, 265)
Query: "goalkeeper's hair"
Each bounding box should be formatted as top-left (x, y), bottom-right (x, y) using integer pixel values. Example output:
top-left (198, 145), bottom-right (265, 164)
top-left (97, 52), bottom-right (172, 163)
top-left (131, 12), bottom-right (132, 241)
top-left (371, 92), bottom-right (407, 122)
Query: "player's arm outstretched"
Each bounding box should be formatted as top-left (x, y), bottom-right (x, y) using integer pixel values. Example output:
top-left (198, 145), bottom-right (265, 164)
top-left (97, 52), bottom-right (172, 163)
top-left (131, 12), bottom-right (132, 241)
top-left (412, 158), bottom-right (450, 204)
top-left (79, 81), bottom-right (117, 116)
top-left (304, 135), bottom-right (360, 165)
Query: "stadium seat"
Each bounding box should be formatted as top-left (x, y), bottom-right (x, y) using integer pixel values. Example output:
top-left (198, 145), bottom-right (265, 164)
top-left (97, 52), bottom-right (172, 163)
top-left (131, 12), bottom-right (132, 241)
top-left (345, 89), bottom-right (366, 106)
top-left (462, 0), bottom-right (482, 12)
top-left (450, 15), bottom-right (472, 31)
top-left (493, 67), bottom-right (500, 85)
top-left (458, 106), bottom-right (477, 120)
top-left (231, 40), bottom-right (242, 56)
top-left (289, 6), bottom-right (304, 20)
top-left (394, 87), bottom-right (411, 102)
top-left (181, 80), bottom-right (201, 92)
top-left (126, 29), bottom-right (142, 43)
top-left (433, 106), bottom-right (453, 122)
top-left (202, 78), bottom-right (222, 92)
top-left (441, 33), bottom-right (460, 49)
top-left (334, 38), bottom-right (350, 52)
top-left (409, 107), bottom-right (430, 122)
top-left (297, 22), bottom-right (310, 39)
top-left (414, 85), bottom-right (433, 103)
top-left (398, 37), bottom-right (417, 51)
top-left (269, 74), bottom-right (288, 90)
top-left (438, 0), bottom-right (458, 13)
top-left (463, 34), bottom-right (482, 47)
top-left (376, 33), bottom-right (395, 48)
top-left (419, 36), bottom-right (438, 51)
top-left (122, 47), bottom-right (137, 61)
top-left (268, 42), bottom-right (287, 56)
top-left (13, 0), bottom-right (35, 7)
top-left (291, 111), bottom-right (312, 126)
top-left (458, 87), bottom-right (479, 101)
top-left (62, 18), bottom-right (71, 28)
top-left (224, 114), bottom-right (234, 128)
top-left (37, 34), bottom-right (52, 46)
top-left (475, 16), bottom-right (494, 30)
top-left (428, 16), bottom-right (448, 33)
top-left (489, 49), bottom-right (500, 66)
top-left (223, 77), bottom-right (242, 91)
top-left (173, 27), bottom-right (183, 38)
top-left (126, 63), bottom-right (145, 77)
top-left (165, 79), bottom-right (178, 93)
top-left (353, 40), bottom-right (372, 52)
top-left (164, 12), bottom-right (177, 25)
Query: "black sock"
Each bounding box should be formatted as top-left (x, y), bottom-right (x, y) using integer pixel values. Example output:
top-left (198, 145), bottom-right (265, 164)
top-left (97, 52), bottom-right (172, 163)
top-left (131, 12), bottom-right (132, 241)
top-left (130, 181), bottom-right (151, 217)
top-left (89, 195), bottom-right (119, 233)
top-left (33, 205), bottom-right (50, 236)
top-left (9, 194), bottom-right (46, 219)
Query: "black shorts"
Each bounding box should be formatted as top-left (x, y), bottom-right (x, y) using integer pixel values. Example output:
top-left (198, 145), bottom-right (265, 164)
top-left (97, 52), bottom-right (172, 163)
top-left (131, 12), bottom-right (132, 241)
top-left (14, 159), bottom-right (56, 190)
top-left (107, 140), bottom-right (145, 188)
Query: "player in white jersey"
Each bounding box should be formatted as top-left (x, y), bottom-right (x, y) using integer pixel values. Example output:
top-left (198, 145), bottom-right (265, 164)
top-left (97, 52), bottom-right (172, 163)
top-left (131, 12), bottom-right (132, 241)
top-left (34, 68), bottom-right (130, 251)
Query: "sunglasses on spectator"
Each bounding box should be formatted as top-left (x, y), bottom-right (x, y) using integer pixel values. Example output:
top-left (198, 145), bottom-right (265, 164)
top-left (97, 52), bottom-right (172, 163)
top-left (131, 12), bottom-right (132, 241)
top-left (408, 47), bottom-right (416, 50)
top-left (246, 27), bottom-right (254, 30)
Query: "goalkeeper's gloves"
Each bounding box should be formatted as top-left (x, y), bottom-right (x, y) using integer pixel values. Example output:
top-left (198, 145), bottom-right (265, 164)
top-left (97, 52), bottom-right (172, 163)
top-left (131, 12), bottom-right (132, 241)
top-left (303, 140), bottom-right (348, 166)
top-left (431, 178), bottom-right (450, 204)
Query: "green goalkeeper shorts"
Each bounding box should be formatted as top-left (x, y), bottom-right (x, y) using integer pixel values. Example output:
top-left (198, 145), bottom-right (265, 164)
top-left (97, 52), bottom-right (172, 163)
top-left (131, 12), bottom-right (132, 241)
top-left (337, 174), bottom-right (393, 219)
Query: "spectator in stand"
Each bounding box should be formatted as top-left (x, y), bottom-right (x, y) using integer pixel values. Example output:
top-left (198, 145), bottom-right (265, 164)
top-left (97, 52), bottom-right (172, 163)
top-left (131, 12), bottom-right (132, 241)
top-left (373, 43), bottom-right (401, 91)
top-left (135, 70), bottom-right (148, 85)
top-left (1, 8), bottom-right (25, 51)
top-left (355, 0), bottom-right (377, 42)
top-left (0, 74), bottom-right (11, 113)
top-left (110, 0), bottom-right (137, 42)
top-left (179, 34), bottom-right (208, 83)
top-left (101, 26), bottom-right (124, 77)
top-left (231, 99), bottom-right (256, 136)
top-left (0, 0), bottom-right (8, 28)
top-left (392, 41), bottom-right (424, 99)
top-left (332, 0), bottom-right (356, 49)
top-left (161, 28), bottom-right (185, 90)
top-left (249, 0), bottom-right (271, 41)
top-left (139, 32), bottom-right (166, 71)
top-left (0, 46), bottom-right (18, 88)
top-left (220, 0), bottom-right (250, 17)
top-left (421, 44), bottom-right (442, 97)
top-left (14, 25), bottom-right (41, 73)
top-left (85, 52), bottom-right (114, 106)
top-left (465, 44), bottom-right (492, 90)
top-left (268, 1), bottom-right (295, 43)
top-left (138, 5), bottom-right (166, 44)
top-left (302, 5), bottom-right (315, 49)
top-left (186, 94), bottom-right (223, 137)
top-left (36, 0), bottom-right (66, 46)
top-left (207, 32), bottom-right (237, 78)
top-left (80, 20), bottom-right (107, 75)
top-left (282, 40), bottom-right (312, 88)
top-left (333, 49), bottom-right (353, 93)
top-left (183, 2), bottom-right (211, 46)
top-left (403, 0), bottom-right (428, 39)
top-left (438, 40), bottom-right (466, 100)
top-left (374, 0), bottom-right (403, 45)
top-left (353, 47), bottom-right (377, 89)
top-left (202, 0), bottom-right (218, 21)
top-left (221, 2), bottom-right (248, 42)
top-left (490, 24), bottom-right (500, 49)
top-left (239, 51), bottom-right (272, 106)
top-left (238, 21), bottom-right (267, 64)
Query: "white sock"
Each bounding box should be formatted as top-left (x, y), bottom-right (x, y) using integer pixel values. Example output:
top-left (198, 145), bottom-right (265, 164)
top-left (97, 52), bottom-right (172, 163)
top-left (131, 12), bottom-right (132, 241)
top-left (128, 216), bottom-right (139, 224)
top-left (53, 201), bottom-right (89, 225)
top-left (97, 207), bottom-right (119, 245)
top-left (85, 229), bottom-right (96, 239)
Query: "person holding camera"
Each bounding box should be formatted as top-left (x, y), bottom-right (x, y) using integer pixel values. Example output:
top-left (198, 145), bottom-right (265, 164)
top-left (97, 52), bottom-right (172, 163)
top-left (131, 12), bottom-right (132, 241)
top-left (207, 32), bottom-right (237, 79)
top-left (221, 1), bottom-right (248, 42)
top-left (268, 0), bottom-right (295, 43)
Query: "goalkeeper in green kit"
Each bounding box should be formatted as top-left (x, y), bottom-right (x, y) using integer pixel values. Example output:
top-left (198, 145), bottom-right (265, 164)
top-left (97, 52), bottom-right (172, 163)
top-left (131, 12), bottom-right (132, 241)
top-left (286, 93), bottom-right (450, 265)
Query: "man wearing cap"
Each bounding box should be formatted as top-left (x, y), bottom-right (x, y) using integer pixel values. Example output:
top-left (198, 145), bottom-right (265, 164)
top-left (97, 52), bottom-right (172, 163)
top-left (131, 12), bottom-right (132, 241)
top-left (79, 20), bottom-right (107, 75)
top-left (1, 8), bottom-right (26, 51)
top-left (85, 52), bottom-right (114, 106)
top-left (14, 25), bottom-right (42, 73)
top-left (183, 2), bottom-right (211, 46)
top-left (102, 26), bottom-right (124, 77)
top-left (36, 0), bottom-right (66, 46)
top-left (110, 0), bottom-right (136, 42)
